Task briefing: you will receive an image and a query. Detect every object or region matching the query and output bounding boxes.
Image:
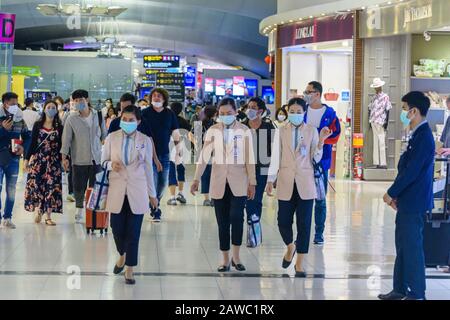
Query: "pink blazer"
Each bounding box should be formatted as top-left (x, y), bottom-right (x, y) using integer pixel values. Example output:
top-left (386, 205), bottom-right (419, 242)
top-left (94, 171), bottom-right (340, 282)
top-left (101, 130), bottom-right (156, 215)
top-left (194, 121), bottom-right (257, 199)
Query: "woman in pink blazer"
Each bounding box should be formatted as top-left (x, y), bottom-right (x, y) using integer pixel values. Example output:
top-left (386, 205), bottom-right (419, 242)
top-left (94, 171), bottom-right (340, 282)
top-left (266, 98), bottom-right (331, 277)
top-left (191, 98), bottom-right (256, 272)
top-left (101, 105), bottom-right (158, 285)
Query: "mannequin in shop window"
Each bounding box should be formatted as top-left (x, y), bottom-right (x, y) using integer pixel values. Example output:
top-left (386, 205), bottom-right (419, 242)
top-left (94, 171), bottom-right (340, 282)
top-left (369, 78), bottom-right (392, 169)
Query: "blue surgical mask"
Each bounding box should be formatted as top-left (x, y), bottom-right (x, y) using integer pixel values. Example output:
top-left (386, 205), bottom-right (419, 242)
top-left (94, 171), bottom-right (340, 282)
top-left (219, 115), bottom-right (236, 126)
top-left (400, 110), bottom-right (411, 126)
top-left (120, 120), bottom-right (138, 135)
top-left (45, 108), bottom-right (58, 119)
top-left (288, 113), bottom-right (304, 126)
top-left (76, 102), bottom-right (87, 111)
top-left (246, 109), bottom-right (258, 121)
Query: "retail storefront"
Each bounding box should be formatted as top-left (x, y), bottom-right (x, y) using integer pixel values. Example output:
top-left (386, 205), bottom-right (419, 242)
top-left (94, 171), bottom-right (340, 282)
top-left (359, 0), bottom-right (450, 181)
top-left (0, 12), bottom-right (16, 95)
top-left (274, 14), bottom-right (355, 179)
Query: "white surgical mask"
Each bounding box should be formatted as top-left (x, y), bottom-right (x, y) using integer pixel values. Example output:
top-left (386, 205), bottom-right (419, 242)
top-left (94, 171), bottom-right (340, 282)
top-left (153, 101), bottom-right (163, 109)
top-left (7, 104), bottom-right (19, 115)
top-left (277, 115), bottom-right (286, 122)
top-left (246, 109), bottom-right (258, 121)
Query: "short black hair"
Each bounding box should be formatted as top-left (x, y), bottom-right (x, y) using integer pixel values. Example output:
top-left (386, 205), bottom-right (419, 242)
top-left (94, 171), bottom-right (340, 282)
top-left (218, 97), bottom-right (237, 110)
top-left (72, 89), bottom-right (89, 100)
top-left (170, 102), bottom-right (183, 116)
top-left (2, 92), bottom-right (18, 103)
top-left (288, 97), bottom-right (307, 112)
top-left (120, 92), bottom-right (136, 105)
top-left (248, 97), bottom-right (267, 111)
top-left (308, 81), bottom-right (323, 96)
top-left (401, 91), bottom-right (431, 117)
top-left (150, 88), bottom-right (170, 108)
top-left (121, 105), bottom-right (142, 121)
top-left (24, 97), bottom-right (34, 107)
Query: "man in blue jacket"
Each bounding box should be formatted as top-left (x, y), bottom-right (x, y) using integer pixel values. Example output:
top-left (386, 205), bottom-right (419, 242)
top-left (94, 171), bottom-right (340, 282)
top-left (379, 91), bottom-right (434, 300)
top-left (304, 81), bottom-right (341, 245)
top-left (0, 92), bottom-right (31, 229)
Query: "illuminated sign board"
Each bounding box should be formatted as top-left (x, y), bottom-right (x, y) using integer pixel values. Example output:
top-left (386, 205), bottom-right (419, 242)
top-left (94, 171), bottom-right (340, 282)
top-left (143, 55), bottom-right (180, 69)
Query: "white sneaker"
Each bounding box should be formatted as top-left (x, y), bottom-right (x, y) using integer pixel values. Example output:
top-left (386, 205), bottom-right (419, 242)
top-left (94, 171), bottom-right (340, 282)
top-left (3, 219), bottom-right (16, 229)
top-left (75, 209), bottom-right (83, 224)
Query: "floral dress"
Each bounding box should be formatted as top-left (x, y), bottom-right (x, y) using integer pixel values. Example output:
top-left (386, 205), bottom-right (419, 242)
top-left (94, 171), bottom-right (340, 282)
top-left (24, 127), bottom-right (63, 214)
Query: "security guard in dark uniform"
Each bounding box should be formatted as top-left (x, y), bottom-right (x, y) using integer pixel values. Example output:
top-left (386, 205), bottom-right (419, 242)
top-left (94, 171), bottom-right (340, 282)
top-left (380, 91), bottom-right (435, 300)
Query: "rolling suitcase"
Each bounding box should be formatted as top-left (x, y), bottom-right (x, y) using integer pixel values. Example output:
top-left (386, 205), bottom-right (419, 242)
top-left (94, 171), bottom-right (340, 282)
top-left (85, 188), bottom-right (109, 235)
top-left (424, 157), bottom-right (450, 267)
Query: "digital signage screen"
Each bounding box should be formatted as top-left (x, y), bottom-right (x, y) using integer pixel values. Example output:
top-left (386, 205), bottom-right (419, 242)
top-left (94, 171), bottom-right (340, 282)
top-left (232, 76), bottom-right (245, 96)
top-left (185, 66), bottom-right (196, 88)
top-left (205, 78), bottom-right (214, 93)
top-left (143, 55), bottom-right (180, 69)
top-left (225, 79), bottom-right (233, 95)
top-left (244, 79), bottom-right (258, 97)
top-left (215, 79), bottom-right (226, 96)
top-left (262, 86), bottom-right (275, 104)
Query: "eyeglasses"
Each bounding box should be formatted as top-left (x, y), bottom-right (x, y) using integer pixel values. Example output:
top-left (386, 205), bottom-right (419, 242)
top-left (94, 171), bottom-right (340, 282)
top-left (303, 90), bottom-right (318, 95)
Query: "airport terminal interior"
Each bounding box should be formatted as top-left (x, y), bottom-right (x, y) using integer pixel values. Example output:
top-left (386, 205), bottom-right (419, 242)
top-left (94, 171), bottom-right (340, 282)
top-left (1, 0), bottom-right (450, 301)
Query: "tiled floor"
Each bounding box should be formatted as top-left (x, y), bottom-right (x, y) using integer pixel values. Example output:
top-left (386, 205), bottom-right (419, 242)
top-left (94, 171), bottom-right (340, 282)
top-left (0, 165), bottom-right (449, 300)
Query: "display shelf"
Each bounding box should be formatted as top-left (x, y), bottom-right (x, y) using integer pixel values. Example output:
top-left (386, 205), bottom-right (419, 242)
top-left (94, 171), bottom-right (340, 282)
top-left (411, 76), bottom-right (450, 80)
top-left (411, 76), bottom-right (450, 93)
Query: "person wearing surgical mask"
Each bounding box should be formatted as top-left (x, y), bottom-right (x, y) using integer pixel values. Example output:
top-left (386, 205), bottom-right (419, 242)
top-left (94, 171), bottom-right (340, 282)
top-left (141, 88), bottom-right (180, 223)
top-left (243, 97), bottom-right (275, 231)
top-left (191, 97), bottom-right (256, 272)
top-left (274, 106), bottom-right (288, 128)
top-left (0, 92), bottom-right (31, 229)
top-left (61, 89), bottom-right (107, 223)
top-left (24, 100), bottom-right (64, 226)
top-left (379, 91), bottom-right (434, 301)
top-left (102, 105), bottom-right (158, 285)
top-left (266, 97), bottom-right (331, 277)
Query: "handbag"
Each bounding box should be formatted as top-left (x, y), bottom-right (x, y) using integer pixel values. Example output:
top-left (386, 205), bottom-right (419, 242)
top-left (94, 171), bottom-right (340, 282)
top-left (246, 214), bottom-right (262, 248)
top-left (87, 167), bottom-right (109, 211)
top-left (323, 88), bottom-right (340, 102)
top-left (313, 160), bottom-right (327, 201)
top-left (0, 147), bottom-right (12, 167)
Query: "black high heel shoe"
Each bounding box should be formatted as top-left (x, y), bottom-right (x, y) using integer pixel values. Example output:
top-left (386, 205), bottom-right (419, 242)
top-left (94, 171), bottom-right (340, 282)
top-left (217, 263), bottom-right (231, 272)
top-left (124, 274), bottom-right (136, 285)
top-left (282, 246), bottom-right (296, 269)
top-left (113, 263), bottom-right (125, 275)
top-left (231, 259), bottom-right (246, 271)
top-left (294, 265), bottom-right (307, 278)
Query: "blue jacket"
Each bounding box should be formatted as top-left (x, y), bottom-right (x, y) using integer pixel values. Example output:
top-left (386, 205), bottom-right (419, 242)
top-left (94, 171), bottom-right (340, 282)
top-left (388, 122), bottom-right (435, 214)
top-left (305, 104), bottom-right (341, 171)
top-left (0, 107), bottom-right (31, 158)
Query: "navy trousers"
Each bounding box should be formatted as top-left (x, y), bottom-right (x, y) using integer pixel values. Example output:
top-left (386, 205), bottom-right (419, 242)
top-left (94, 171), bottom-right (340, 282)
top-left (110, 196), bottom-right (144, 267)
top-left (278, 184), bottom-right (314, 254)
top-left (393, 211), bottom-right (426, 299)
top-left (213, 184), bottom-right (246, 251)
top-left (245, 169), bottom-right (267, 222)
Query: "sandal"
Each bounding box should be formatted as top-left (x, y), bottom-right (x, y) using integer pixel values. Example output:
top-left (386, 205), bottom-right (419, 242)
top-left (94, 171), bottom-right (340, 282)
top-left (34, 213), bottom-right (42, 224)
top-left (45, 219), bottom-right (56, 226)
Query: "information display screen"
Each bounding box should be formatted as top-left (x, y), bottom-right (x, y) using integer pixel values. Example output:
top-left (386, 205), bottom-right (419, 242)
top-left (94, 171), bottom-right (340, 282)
top-left (185, 66), bottom-right (196, 88)
top-left (244, 79), bottom-right (258, 97)
top-left (26, 91), bottom-right (57, 102)
top-left (156, 72), bottom-right (185, 102)
top-left (144, 55), bottom-right (180, 69)
top-left (215, 79), bottom-right (226, 96)
top-left (262, 86), bottom-right (274, 104)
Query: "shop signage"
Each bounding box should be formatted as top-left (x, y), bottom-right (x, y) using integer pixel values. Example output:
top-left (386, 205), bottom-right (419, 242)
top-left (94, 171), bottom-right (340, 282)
top-left (277, 15), bottom-right (354, 48)
top-left (361, 0), bottom-right (450, 38)
top-left (0, 13), bottom-right (15, 44)
top-left (352, 133), bottom-right (364, 148)
top-left (403, 4), bottom-right (432, 27)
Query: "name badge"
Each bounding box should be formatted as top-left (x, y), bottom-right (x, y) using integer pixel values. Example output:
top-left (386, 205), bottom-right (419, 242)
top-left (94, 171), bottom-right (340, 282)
top-left (300, 145), bottom-right (307, 157)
